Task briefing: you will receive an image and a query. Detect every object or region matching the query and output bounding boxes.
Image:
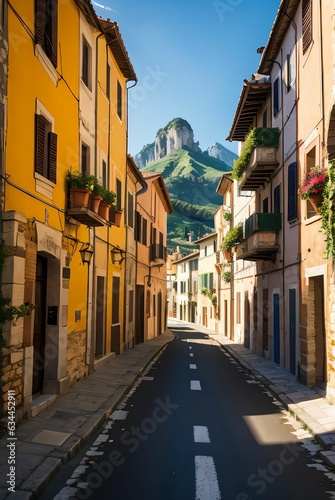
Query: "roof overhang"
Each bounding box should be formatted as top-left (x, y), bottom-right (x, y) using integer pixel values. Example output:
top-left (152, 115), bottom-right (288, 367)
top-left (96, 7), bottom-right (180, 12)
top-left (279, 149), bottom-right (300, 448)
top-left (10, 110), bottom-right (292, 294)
top-left (258, 0), bottom-right (300, 75)
top-left (100, 19), bottom-right (137, 82)
top-left (226, 78), bottom-right (271, 142)
top-left (216, 173), bottom-right (233, 195)
top-left (75, 0), bottom-right (101, 29)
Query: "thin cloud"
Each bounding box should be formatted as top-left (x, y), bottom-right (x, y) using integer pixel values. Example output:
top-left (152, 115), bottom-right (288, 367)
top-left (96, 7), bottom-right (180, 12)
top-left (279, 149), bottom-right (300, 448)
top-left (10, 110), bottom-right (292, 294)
top-left (92, 1), bottom-right (118, 12)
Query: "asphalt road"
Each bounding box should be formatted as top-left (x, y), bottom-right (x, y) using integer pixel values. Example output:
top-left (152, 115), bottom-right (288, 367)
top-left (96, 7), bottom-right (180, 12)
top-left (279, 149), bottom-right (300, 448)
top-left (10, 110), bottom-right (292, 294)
top-left (43, 325), bottom-right (335, 499)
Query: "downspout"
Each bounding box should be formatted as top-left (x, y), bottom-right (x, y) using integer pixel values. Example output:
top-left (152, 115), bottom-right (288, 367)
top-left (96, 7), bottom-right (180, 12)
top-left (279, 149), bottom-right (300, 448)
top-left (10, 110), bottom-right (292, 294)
top-left (89, 31), bottom-right (104, 374)
top-left (318, 0), bottom-right (325, 160)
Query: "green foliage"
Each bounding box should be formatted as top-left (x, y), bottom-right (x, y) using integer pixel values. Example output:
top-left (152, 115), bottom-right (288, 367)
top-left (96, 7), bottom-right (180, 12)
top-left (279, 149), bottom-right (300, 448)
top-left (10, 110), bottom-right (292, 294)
top-left (222, 225), bottom-right (243, 251)
top-left (0, 242), bottom-right (34, 371)
top-left (201, 287), bottom-right (217, 307)
top-left (101, 188), bottom-right (117, 205)
top-left (320, 160), bottom-right (335, 257)
top-left (66, 169), bottom-right (98, 192)
top-left (232, 128), bottom-right (280, 181)
top-left (223, 212), bottom-right (231, 222)
top-left (222, 271), bottom-right (231, 283)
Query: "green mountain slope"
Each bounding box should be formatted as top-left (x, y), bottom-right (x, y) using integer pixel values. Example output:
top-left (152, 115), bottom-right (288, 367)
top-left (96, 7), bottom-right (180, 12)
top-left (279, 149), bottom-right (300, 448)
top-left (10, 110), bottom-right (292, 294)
top-left (141, 147), bottom-right (232, 254)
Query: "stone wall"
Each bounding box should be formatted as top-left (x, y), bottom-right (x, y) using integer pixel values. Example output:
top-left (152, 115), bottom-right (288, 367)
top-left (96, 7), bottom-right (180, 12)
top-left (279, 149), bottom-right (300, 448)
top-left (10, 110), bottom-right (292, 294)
top-left (1, 350), bottom-right (24, 419)
top-left (66, 329), bottom-right (88, 384)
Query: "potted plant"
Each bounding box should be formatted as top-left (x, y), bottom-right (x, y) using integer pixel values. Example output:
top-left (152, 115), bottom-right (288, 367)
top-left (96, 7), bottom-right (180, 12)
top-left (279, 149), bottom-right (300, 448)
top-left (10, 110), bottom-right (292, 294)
top-left (110, 206), bottom-right (123, 227)
top-left (66, 169), bottom-right (97, 208)
top-left (222, 225), bottom-right (243, 253)
top-left (98, 188), bottom-right (117, 219)
top-left (298, 165), bottom-right (328, 213)
top-left (222, 271), bottom-right (231, 284)
top-left (90, 183), bottom-right (104, 213)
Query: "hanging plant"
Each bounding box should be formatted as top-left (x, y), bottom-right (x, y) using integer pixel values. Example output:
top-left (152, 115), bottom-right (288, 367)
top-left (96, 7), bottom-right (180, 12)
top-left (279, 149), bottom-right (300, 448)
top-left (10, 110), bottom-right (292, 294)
top-left (222, 271), bottom-right (231, 283)
top-left (200, 287), bottom-right (217, 307)
top-left (320, 160), bottom-right (335, 258)
top-left (222, 225), bottom-right (243, 252)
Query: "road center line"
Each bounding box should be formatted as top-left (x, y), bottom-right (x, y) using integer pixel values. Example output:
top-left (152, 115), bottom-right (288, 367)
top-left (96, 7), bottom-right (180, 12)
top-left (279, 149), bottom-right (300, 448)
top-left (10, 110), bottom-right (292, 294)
top-left (195, 456), bottom-right (221, 500)
top-left (189, 364), bottom-right (197, 369)
top-left (190, 353), bottom-right (194, 357)
top-left (191, 380), bottom-right (201, 391)
top-left (193, 426), bottom-right (210, 443)
top-left (189, 346), bottom-right (192, 349)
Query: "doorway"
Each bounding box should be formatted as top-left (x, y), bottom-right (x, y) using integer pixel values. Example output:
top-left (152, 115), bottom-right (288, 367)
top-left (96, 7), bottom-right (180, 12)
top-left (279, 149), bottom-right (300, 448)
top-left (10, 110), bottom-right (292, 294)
top-left (313, 276), bottom-right (326, 389)
top-left (33, 256), bottom-right (47, 394)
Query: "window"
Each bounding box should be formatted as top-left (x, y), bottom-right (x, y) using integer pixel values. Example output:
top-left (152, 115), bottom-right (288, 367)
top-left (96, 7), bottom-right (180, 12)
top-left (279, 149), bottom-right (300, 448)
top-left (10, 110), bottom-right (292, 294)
top-left (302, 0), bottom-right (312, 54)
top-left (116, 179), bottom-right (122, 211)
top-left (127, 192), bottom-right (134, 228)
top-left (274, 185), bottom-right (281, 214)
top-left (35, 114), bottom-right (57, 183)
top-left (117, 80), bottom-right (122, 120)
top-left (82, 35), bottom-right (92, 90)
top-left (128, 290), bottom-right (134, 323)
top-left (106, 63), bottom-right (111, 99)
top-left (287, 162), bottom-right (297, 221)
top-left (102, 159), bottom-right (107, 188)
top-left (236, 292), bottom-right (241, 324)
top-left (81, 143), bottom-right (90, 173)
top-left (35, 0), bottom-right (58, 68)
top-left (142, 218), bottom-right (147, 246)
top-left (273, 77), bottom-right (280, 118)
top-left (263, 197), bottom-right (269, 213)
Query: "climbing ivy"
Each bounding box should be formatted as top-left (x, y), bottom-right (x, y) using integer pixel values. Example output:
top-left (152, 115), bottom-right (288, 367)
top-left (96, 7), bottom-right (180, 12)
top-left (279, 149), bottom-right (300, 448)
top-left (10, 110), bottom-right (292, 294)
top-left (320, 160), bottom-right (335, 258)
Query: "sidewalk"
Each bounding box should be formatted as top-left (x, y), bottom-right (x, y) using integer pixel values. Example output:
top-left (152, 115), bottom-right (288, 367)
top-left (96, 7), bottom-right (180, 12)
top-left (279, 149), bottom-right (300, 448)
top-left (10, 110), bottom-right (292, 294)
top-left (0, 330), bottom-right (174, 499)
top-left (176, 319), bottom-right (335, 471)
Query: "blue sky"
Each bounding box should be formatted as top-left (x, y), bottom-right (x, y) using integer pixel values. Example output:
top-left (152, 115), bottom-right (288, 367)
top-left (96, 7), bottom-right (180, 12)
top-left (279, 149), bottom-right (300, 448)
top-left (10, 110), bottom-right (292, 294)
top-left (92, 0), bottom-right (280, 156)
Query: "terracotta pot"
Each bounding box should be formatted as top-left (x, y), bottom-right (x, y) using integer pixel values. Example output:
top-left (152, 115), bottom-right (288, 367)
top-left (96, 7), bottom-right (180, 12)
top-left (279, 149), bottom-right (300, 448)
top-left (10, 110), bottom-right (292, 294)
top-left (111, 210), bottom-right (123, 227)
top-left (98, 203), bottom-right (111, 219)
top-left (90, 196), bottom-right (102, 213)
top-left (223, 249), bottom-right (231, 262)
top-left (69, 188), bottom-right (90, 208)
top-left (309, 192), bottom-right (322, 213)
top-left (231, 246), bottom-right (237, 253)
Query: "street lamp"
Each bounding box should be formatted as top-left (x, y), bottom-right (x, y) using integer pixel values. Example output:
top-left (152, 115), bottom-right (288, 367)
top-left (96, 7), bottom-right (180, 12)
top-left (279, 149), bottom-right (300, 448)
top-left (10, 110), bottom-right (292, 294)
top-left (79, 243), bottom-right (94, 265)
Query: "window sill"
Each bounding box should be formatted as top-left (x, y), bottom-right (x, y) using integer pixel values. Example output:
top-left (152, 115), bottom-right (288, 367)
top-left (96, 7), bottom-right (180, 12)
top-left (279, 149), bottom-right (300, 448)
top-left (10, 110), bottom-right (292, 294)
top-left (35, 44), bottom-right (58, 86)
top-left (35, 173), bottom-right (55, 200)
top-left (304, 214), bottom-right (321, 226)
top-left (81, 80), bottom-right (93, 99)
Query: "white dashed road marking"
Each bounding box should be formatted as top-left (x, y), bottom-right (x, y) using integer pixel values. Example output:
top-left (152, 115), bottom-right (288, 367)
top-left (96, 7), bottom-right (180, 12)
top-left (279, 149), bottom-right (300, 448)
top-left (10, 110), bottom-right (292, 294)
top-left (195, 456), bottom-right (221, 500)
top-left (193, 426), bottom-right (211, 443)
top-left (189, 364), bottom-right (197, 369)
top-left (191, 380), bottom-right (202, 391)
top-left (190, 353), bottom-right (194, 357)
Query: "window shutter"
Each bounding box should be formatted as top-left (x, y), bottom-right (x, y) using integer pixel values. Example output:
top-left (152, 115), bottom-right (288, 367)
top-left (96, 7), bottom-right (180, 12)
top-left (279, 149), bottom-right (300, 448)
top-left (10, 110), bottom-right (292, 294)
top-left (35, 114), bottom-right (45, 176)
top-left (35, 0), bottom-right (45, 46)
top-left (274, 185), bottom-right (281, 214)
top-left (302, 0), bottom-right (312, 54)
top-left (48, 131), bottom-right (57, 183)
top-left (50, 0), bottom-right (58, 68)
top-left (135, 211), bottom-right (141, 241)
top-left (288, 162), bottom-right (297, 221)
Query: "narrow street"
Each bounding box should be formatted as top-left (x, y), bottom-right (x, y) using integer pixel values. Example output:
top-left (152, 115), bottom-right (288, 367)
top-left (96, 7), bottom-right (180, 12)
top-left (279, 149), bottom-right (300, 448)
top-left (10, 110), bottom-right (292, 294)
top-left (40, 323), bottom-right (335, 500)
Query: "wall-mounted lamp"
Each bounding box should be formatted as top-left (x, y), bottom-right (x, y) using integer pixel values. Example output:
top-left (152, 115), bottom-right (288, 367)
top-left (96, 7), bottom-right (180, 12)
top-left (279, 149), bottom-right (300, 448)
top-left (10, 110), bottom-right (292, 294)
top-left (111, 248), bottom-right (125, 264)
top-left (79, 243), bottom-right (94, 265)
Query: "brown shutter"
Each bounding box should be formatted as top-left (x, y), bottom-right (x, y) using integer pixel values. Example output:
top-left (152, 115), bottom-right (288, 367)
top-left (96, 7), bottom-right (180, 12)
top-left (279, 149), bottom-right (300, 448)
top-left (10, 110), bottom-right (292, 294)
top-left (35, 114), bottom-right (46, 176)
top-left (35, 0), bottom-right (45, 46)
top-left (48, 131), bottom-right (57, 183)
top-left (50, 0), bottom-right (58, 68)
top-left (302, 0), bottom-right (312, 54)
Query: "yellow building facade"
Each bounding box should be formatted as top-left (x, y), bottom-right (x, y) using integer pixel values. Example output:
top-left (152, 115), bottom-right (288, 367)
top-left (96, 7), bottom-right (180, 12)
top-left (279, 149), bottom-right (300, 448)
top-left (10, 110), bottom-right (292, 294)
top-left (1, 0), bottom-right (136, 418)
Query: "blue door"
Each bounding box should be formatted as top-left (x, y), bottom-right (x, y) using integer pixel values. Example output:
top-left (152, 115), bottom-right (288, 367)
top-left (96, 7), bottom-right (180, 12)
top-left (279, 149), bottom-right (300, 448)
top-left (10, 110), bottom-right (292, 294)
top-left (273, 293), bottom-right (280, 364)
top-left (289, 289), bottom-right (296, 374)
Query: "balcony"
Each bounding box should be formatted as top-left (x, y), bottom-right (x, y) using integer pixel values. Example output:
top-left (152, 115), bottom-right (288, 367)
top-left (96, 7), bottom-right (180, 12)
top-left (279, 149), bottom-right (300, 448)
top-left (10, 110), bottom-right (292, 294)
top-left (150, 244), bottom-right (168, 265)
top-left (67, 206), bottom-right (107, 227)
top-left (237, 212), bottom-right (282, 261)
top-left (233, 128), bottom-right (280, 191)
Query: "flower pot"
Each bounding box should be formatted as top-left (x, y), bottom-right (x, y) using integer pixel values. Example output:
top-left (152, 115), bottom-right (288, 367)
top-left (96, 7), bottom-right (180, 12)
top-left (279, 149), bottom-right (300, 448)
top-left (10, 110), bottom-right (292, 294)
top-left (231, 246), bottom-right (238, 253)
top-left (309, 192), bottom-right (322, 213)
top-left (111, 210), bottom-right (122, 227)
top-left (69, 188), bottom-right (90, 208)
top-left (223, 249), bottom-right (231, 262)
top-left (90, 195), bottom-right (103, 213)
top-left (98, 203), bottom-right (111, 219)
